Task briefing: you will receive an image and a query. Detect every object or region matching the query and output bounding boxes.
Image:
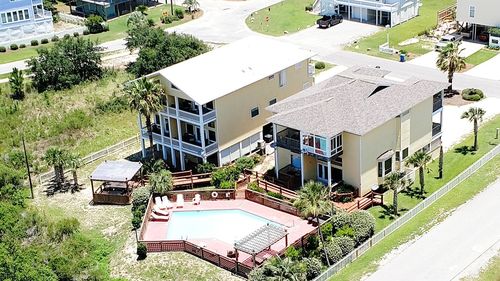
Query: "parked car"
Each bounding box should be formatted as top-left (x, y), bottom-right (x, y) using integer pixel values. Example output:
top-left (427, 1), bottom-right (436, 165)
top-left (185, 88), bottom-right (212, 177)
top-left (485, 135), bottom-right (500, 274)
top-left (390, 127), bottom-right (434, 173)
top-left (316, 14), bottom-right (343, 28)
top-left (435, 34), bottom-right (463, 52)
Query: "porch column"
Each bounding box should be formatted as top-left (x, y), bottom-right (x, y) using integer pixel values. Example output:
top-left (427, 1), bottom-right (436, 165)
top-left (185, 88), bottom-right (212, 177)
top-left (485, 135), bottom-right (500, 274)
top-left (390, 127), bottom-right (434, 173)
top-left (327, 159), bottom-right (332, 187)
top-left (326, 137), bottom-right (332, 187)
top-left (198, 104), bottom-right (207, 163)
top-left (159, 116), bottom-right (167, 160)
top-left (175, 97), bottom-right (185, 170)
top-left (299, 131), bottom-right (305, 187)
top-left (137, 113), bottom-right (146, 158)
top-left (273, 123), bottom-right (279, 179)
top-left (348, 6), bottom-right (351, 20)
top-left (376, 9), bottom-right (378, 25)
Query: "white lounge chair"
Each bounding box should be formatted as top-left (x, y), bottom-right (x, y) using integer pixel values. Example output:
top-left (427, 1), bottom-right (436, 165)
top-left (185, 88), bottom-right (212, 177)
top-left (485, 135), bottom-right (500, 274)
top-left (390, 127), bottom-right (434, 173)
top-left (161, 195), bottom-right (174, 209)
top-left (192, 194), bottom-right (201, 205)
top-left (150, 213), bottom-right (169, 221)
top-left (154, 196), bottom-right (167, 210)
top-left (153, 205), bottom-right (170, 216)
top-left (176, 194), bottom-right (184, 208)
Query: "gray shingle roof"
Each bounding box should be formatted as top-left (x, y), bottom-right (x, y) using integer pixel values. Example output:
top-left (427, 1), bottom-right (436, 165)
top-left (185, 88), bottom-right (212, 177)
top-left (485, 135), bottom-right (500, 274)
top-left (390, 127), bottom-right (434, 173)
top-left (267, 66), bottom-right (448, 137)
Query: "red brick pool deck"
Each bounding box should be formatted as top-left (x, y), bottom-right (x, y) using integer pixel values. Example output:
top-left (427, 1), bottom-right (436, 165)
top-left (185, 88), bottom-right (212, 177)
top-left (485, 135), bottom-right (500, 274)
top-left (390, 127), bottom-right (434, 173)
top-left (142, 199), bottom-right (316, 266)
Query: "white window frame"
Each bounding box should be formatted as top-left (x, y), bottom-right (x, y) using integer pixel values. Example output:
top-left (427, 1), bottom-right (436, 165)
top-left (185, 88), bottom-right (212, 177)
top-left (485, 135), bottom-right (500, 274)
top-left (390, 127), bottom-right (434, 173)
top-left (250, 107), bottom-right (259, 118)
top-left (469, 5), bottom-right (475, 18)
top-left (378, 157), bottom-right (393, 178)
top-left (269, 98), bottom-right (277, 106)
top-left (279, 70), bottom-right (287, 87)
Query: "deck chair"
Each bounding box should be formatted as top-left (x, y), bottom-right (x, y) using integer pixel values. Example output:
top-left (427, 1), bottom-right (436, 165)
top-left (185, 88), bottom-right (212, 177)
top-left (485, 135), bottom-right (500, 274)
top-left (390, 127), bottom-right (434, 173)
top-left (150, 213), bottom-right (169, 221)
top-left (192, 193), bottom-right (201, 205)
top-left (176, 194), bottom-right (184, 208)
top-left (154, 196), bottom-right (167, 210)
top-left (153, 205), bottom-right (169, 216)
top-left (161, 195), bottom-right (174, 209)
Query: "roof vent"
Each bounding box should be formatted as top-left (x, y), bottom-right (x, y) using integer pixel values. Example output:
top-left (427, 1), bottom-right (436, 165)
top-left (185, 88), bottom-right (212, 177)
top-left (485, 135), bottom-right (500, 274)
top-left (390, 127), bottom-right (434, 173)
top-left (369, 85), bottom-right (389, 97)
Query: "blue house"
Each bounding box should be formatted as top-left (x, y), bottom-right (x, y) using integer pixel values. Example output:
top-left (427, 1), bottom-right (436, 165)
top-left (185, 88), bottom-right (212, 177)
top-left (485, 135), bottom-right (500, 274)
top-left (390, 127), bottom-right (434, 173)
top-left (75, 0), bottom-right (151, 19)
top-left (0, 0), bottom-right (54, 44)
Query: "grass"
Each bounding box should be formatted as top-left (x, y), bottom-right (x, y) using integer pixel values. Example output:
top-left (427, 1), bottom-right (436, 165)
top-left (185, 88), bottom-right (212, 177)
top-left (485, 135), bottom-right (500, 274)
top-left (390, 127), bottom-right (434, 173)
top-left (0, 70), bottom-right (138, 173)
top-left (346, 0), bottom-right (455, 60)
top-left (328, 115), bottom-right (500, 280)
top-left (464, 48), bottom-right (499, 67)
top-left (0, 4), bottom-right (197, 64)
top-left (462, 252), bottom-right (500, 281)
top-left (246, 0), bottom-right (317, 36)
top-left (312, 60), bottom-right (335, 74)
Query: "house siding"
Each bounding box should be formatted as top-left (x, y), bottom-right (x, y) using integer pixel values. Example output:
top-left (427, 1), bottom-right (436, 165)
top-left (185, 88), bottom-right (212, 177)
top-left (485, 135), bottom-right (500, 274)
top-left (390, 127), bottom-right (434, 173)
top-left (457, 0), bottom-right (500, 27)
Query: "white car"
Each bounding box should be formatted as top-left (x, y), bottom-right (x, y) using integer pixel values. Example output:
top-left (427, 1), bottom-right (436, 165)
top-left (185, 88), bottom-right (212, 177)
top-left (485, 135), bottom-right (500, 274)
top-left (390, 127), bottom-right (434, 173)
top-left (435, 34), bottom-right (462, 52)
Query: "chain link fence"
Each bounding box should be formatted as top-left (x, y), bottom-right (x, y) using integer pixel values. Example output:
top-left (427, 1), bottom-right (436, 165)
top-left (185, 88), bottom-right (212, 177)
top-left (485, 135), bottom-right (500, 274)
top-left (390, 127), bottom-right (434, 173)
top-left (314, 144), bottom-right (500, 281)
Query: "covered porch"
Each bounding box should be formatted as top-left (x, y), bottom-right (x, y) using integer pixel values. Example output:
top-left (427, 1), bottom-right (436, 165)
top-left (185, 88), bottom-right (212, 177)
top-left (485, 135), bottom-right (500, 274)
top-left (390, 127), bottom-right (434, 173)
top-left (90, 160), bottom-right (143, 205)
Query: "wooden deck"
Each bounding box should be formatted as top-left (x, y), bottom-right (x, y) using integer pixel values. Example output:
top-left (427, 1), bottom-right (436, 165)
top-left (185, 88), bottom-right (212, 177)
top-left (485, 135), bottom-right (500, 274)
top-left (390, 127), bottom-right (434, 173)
top-left (172, 170), bottom-right (212, 188)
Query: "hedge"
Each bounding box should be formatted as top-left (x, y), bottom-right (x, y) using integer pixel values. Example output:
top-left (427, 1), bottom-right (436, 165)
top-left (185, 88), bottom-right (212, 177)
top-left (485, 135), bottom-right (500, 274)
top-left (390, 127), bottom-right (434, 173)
top-left (462, 88), bottom-right (484, 101)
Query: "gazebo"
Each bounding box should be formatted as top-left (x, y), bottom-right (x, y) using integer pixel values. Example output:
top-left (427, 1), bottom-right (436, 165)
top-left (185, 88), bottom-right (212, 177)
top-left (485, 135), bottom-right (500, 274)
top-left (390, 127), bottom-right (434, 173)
top-left (90, 160), bottom-right (143, 205)
top-left (234, 223), bottom-right (288, 267)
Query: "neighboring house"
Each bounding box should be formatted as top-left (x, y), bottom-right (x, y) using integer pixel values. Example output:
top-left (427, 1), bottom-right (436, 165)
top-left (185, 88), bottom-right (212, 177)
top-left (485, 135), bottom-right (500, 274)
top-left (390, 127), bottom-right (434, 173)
top-left (74, 0), bottom-right (145, 19)
top-left (319, 0), bottom-right (420, 27)
top-left (137, 36), bottom-right (315, 170)
top-left (0, 0), bottom-right (53, 45)
top-left (456, 0), bottom-right (500, 44)
top-left (267, 67), bottom-right (447, 196)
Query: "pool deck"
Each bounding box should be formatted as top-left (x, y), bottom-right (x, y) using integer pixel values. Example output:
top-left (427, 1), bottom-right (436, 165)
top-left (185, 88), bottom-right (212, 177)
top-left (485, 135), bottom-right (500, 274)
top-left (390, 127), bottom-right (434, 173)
top-left (142, 199), bottom-right (316, 266)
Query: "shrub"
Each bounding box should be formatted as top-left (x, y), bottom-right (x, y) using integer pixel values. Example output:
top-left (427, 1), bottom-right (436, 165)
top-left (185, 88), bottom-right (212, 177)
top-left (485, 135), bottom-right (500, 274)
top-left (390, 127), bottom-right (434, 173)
top-left (219, 180), bottom-right (235, 189)
top-left (195, 162), bottom-right (216, 173)
top-left (334, 225), bottom-right (355, 238)
top-left (30, 40), bottom-right (39, 46)
top-left (284, 246), bottom-right (301, 261)
top-left (331, 236), bottom-right (355, 256)
top-left (84, 14), bottom-right (105, 34)
top-left (63, 34), bottom-right (71, 39)
top-left (305, 4), bottom-right (313, 11)
top-left (49, 218), bottom-right (80, 242)
top-left (248, 181), bottom-right (264, 193)
top-left (41, 38), bottom-right (49, 44)
top-left (321, 241), bottom-right (343, 265)
top-left (315, 61), bottom-right (326, 69)
top-left (305, 234), bottom-right (320, 255)
top-left (320, 222), bottom-right (333, 240)
top-left (83, 29), bottom-right (90, 35)
top-left (19, 44), bottom-right (26, 48)
top-left (0, 46), bottom-right (6, 52)
top-left (161, 15), bottom-right (179, 24)
top-left (10, 44), bottom-right (18, 50)
top-left (132, 187), bottom-right (150, 211)
top-left (175, 8), bottom-right (184, 19)
top-left (137, 242), bottom-right (147, 260)
top-left (350, 210), bottom-right (375, 244)
top-left (210, 165), bottom-right (239, 188)
top-left (235, 156), bottom-right (258, 173)
top-left (303, 257), bottom-right (322, 280)
top-left (267, 191), bottom-right (284, 200)
top-left (73, 32), bottom-right (79, 37)
top-left (94, 95), bottom-right (128, 114)
top-left (461, 88), bottom-right (484, 101)
top-left (331, 210), bottom-right (351, 232)
top-left (51, 36), bottom-right (59, 42)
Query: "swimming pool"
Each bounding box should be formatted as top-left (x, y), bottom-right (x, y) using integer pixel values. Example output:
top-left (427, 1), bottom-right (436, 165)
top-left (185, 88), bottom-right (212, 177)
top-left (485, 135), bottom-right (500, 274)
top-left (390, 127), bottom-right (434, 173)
top-left (166, 209), bottom-right (283, 244)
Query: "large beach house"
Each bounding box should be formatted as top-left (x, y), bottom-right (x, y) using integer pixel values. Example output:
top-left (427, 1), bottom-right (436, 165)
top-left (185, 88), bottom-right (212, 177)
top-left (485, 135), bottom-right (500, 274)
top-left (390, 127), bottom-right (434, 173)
top-left (268, 66), bottom-right (447, 196)
top-left (137, 36), bottom-right (315, 170)
top-left (0, 0), bottom-right (53, 44)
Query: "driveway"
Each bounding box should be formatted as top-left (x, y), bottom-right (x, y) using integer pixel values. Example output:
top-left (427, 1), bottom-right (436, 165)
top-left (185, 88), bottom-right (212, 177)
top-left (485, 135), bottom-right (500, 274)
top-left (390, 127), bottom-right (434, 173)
top-left (408, 41), bottom-right (484, 69)
top-left (364, 179), bottom-right (500, 281)
top-left (465, 53), bottom-right (500, 81)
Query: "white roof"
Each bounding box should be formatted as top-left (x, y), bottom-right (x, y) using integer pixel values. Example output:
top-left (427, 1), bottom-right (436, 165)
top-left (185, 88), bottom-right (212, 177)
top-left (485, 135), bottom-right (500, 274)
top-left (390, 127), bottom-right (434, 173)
top-left (157, 36), bottom-right (315, 105)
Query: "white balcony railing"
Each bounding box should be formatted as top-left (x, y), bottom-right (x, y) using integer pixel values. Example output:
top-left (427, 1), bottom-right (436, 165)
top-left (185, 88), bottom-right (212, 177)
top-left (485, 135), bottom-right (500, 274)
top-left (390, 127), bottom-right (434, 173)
top-left (336, 0), bottom-right (400, 12)
top-left (164, 106), bottom-right (216, 124)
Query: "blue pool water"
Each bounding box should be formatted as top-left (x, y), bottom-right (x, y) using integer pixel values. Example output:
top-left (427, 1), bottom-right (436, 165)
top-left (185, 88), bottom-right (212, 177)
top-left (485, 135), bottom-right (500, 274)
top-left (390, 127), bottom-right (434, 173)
top-left (166, 209), bottom-right (282, 244)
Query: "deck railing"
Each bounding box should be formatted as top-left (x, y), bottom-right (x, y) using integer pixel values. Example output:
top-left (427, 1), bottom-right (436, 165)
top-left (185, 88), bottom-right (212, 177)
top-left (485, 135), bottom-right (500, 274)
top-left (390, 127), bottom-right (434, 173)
top-left (245, 189), bottom-right (300, 217)
top-left (313, 144), bottom-right (500, 281)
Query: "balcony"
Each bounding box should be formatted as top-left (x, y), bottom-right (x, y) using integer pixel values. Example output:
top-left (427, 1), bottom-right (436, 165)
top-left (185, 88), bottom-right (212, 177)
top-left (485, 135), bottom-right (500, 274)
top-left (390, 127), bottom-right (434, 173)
top-left (141, 128), bottom-right (218, 157)
top-left (432, 122), bottom-right (442, 137)
top-left (276, 129), bottom-right (300, 152)
top-left (433, 98), bottom-right (443, 112)
top-left (34, 8), bottom-right (52, 20)
top-left (166, 105), bottom-right (216, 124)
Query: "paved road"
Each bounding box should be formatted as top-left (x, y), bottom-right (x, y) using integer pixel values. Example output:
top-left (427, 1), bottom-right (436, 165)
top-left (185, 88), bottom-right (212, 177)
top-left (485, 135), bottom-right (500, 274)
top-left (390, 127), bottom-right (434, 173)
top-left (365, 179), bottom-right (500, 281)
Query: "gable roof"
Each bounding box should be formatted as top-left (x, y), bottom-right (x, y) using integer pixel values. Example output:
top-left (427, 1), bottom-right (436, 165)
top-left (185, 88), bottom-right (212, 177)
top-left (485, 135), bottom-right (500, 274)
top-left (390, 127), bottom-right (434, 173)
top-left (157, 36), bottom-right (315, 105)
top-left (267, 66), bottom-right (448, 137)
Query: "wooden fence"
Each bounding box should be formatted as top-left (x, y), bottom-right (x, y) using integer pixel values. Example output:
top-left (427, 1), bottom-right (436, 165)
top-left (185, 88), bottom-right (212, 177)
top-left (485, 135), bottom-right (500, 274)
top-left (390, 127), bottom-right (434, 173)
top-left (437, 4), bottom-right (456, 24)
top-left (245, 189), bottom-right (300, 217)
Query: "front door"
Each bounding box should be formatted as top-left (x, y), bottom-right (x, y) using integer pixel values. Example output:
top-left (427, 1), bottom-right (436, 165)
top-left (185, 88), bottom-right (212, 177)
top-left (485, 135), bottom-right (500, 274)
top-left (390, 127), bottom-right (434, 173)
top-left (317, 163), bottom-right (328, 183)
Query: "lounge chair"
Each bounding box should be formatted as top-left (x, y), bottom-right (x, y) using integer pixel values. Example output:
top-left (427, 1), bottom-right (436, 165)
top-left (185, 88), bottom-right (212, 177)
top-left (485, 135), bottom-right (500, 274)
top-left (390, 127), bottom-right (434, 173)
top-left (154, 196), bottom-right (166, 209)
top-left (161, 195), bottom-right (174, 209)
top-left (153, 205), bottom-right (169, 216)
top-left (150, 213), bottom-right (169, 221)
top-left (192, 194), bottom-right (201, 205)
top-left (176, 194), bottom-right (184, 208)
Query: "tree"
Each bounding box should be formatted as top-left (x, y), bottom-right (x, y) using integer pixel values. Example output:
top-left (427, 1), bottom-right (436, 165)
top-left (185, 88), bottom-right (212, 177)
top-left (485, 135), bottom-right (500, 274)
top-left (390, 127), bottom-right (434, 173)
top-left (294, 181), bottom-right (332, 266)
top-left (438, 146), bottom-right (444, 179)
top-left (183, 0), bottom-right (200, 12)
top-left (461, 107), bottom-right (486, 151)
top-left (405, 150), bottom-right (432, 194)
top-left (148, 170), bottom-right (173, 194)
top-left (266, 257), bottom-right (306, 281)
top-left (44, 147), bottom-right (72, 190)
top-left (9, 67), bottom-right (25, 100)
top-left (28, 37), bottom-right (103, 92)
top-left (84, 14), bottom-right (105, 34)
top-left (66, 154), bottom-right (81, 189)
top-left (127, 11), bottom-right (153, 30)
top-left (436, 42), bottom-right (466, 93)
top-left (125, 78), bottom-right (167, 157)
top-left (384, 171), bottom-right (407, 216)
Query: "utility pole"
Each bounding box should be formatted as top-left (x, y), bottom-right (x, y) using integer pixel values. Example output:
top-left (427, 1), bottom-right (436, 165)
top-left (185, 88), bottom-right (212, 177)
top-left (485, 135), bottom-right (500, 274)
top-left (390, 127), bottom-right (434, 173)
top-left (22, 135), bottom-right (34, 199)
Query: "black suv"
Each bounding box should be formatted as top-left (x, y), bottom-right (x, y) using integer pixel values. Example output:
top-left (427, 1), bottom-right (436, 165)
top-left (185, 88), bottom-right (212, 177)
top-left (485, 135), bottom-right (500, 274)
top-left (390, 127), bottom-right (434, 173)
top-left (316, 14), bottom-right (343, 28)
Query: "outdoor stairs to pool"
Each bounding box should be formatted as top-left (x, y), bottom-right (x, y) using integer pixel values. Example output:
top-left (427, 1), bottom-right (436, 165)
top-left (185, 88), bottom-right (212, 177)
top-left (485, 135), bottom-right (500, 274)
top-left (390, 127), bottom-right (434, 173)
top-left (344, 191), bottom-right (384, 213)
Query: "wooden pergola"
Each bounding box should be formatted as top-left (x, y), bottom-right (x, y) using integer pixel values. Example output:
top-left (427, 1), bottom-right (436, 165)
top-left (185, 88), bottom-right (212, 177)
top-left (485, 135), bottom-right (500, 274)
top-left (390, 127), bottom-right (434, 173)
top-left (234, 223), bottom-right (288, 267)
top-left (90, 160), bottom-right (143, 205)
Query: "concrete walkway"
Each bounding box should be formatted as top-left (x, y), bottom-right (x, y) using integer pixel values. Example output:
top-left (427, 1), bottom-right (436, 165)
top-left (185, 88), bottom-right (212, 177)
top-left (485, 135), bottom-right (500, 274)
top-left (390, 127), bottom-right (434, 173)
top-left (365, 179), bottom-right (500, 281)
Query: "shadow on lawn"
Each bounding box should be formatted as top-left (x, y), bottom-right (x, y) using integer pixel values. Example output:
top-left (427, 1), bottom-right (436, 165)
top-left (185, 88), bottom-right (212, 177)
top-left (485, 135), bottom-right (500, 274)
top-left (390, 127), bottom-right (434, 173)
top-left (454, 145), bottom-right (476, 155)
top-left (377, 204), bottom-right (409, 220)
top-left (401, 186), bottom-right (426, 200)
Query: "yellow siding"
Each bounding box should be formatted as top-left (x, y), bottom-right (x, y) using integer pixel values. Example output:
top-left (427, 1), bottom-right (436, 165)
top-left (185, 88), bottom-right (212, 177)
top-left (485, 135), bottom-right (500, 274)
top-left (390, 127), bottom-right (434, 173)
top-left (277, 147), bottom-right (293, 170)
top-left (303, 154), bottom-right (317, 182)
top-left (409, 97), bottom-right (432, 154)
top-left (215, 60), bottom-right (312, 150)
top-left (341, 132), bottom-right (361, 189)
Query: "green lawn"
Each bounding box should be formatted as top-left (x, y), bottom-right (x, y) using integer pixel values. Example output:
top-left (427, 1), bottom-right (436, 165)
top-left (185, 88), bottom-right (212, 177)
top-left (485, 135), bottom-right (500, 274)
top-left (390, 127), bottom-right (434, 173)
top-left (462, 252), bottom-right (500, 281)
top-left (346, 0), bottom-right (455, 60)
top-left (0, 4), bottom-right (196, 64)
top-left (246, 0), bottom-right (317, 36)
top-left (312, 60), bottom-right (335, 74)
top-left (329, 114), bottom-right (500, 280)
top-left (464, 48), bottom-right (499, 67)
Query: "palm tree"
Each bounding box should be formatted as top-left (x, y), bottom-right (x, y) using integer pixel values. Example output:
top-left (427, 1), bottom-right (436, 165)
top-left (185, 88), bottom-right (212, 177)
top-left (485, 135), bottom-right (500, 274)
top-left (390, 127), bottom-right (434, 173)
top-left (9, 67), bottom-right (25, 100)
top-left (294, 181), bottom-right (332, 266)
top-left (67, 154), bottom-right (81, 189)
top-left (461, 107), bottom-right (486, 151)
top-left (44, 147), bottom-right (71, 190)
top-left (438, 146), bottom-right (444, 179)
top-left (148, 170), bottom-right (173, 194)
top-left (436, 42), bottom-right (466, 93)
top-left (266, 257), bottom-right (305, 281)
top-left (125, 78), bottom-right (167, 158)
top-left (384, 171), bottom-right (407, 216)
top-left (183, 0), bottom-right (200, 12)
top-left (405, 151), bottom-right (432, 194)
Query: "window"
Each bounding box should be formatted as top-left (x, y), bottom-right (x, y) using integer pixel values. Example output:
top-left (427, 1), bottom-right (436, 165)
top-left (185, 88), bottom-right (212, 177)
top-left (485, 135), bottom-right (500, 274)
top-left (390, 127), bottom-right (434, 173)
top-left (378, 162), bottom-right (383, 177)
top-left (7, 12), bottom-right (12, 23)
top-left (493, 39), bottom-right (499, 44)
top-left (268, 74), bottom-right (275, 80)
top-left (13, 11), bottom-right (18, 21)
top-left (378, 157), bottom-right (393, 177)
top-left (1, 14), bottom-right (6, 24)
top-left (395, 151), bottom-right (400, 161)
top-left (279, 70), bottom-right (287, 87)
top-left (24, 10), bottom-right (29, 20)
top-left (250, 107), bottom-right (259, 118)
top-left (18, 10), bottom-right (24, 20)
top-left (269, 98), bottom-right (277, 105)
top-left (209, 130), bottom-right (216, 141)
top-left (469, 5), bottom-right (475, 18)
top-left (402, 147), bottom-right (409, 159)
